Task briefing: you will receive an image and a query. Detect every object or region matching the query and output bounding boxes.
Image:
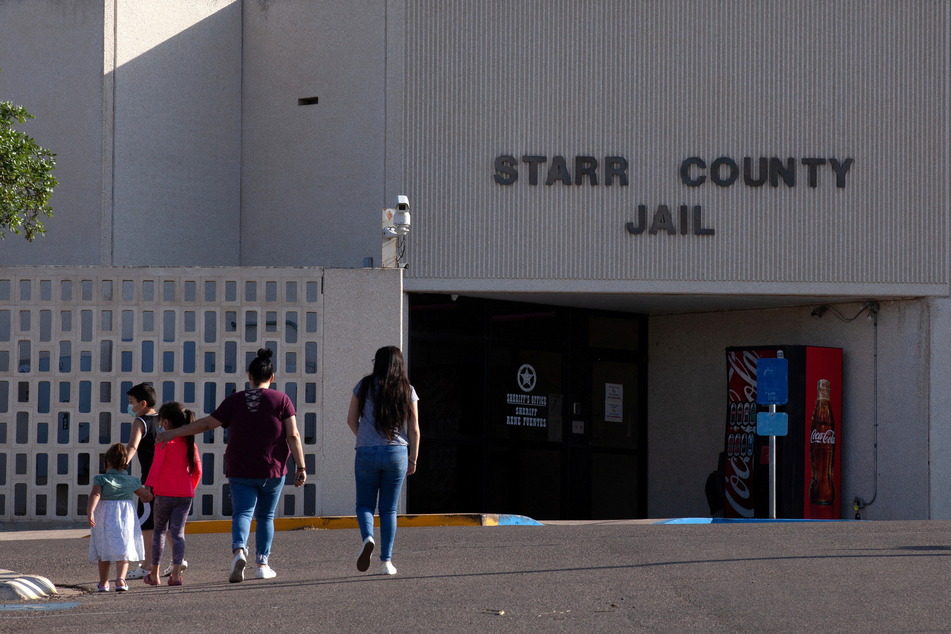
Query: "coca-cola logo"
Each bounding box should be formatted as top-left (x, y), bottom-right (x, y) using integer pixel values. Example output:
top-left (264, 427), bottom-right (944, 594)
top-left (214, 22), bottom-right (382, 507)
top-left (810, 429), bottom-right (836, 445)
top-left (727, 351), bottom-right (760, 402)
top-left (727, 349), bottom-right (779, 403)
top-left (724, 455), bottom-right (754, 518)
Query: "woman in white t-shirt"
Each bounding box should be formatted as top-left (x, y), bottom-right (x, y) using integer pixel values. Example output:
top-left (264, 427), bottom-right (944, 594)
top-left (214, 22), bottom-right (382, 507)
top-left (347, 346), bottom-right (420, 576)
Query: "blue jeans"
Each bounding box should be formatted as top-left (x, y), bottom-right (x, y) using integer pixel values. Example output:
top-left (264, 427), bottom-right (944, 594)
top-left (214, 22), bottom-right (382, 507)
top-left (229, 477), bottom-right (284, 565)
top-left (355, 445), bottom-right (408, 562)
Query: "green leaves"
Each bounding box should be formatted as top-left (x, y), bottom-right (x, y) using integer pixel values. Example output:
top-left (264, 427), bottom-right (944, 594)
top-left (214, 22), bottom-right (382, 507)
top-left (0, 100), bottom-right (58, 241)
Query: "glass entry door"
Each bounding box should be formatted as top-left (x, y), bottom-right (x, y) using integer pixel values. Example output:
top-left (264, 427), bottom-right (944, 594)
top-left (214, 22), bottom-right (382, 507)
top-left (408, 295), bottom-right (646, 520)
top-left (584, 357), bottom-right (643, 518)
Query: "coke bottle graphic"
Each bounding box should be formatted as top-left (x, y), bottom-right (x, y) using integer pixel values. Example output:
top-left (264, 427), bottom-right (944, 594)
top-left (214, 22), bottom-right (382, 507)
top-left (809, 379), bottom-right (836, 504)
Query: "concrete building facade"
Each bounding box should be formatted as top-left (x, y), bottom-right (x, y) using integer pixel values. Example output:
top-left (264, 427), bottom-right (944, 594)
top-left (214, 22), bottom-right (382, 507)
top-left (0, 0), bottom-right (948, 522)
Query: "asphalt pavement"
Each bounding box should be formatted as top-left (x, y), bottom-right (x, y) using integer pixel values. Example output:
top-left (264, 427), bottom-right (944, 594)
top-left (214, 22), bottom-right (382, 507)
top-left (1, 518), bottom-right (950, 633)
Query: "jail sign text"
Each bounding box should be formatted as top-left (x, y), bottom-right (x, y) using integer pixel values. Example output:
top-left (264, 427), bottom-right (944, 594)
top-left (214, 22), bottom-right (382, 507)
top-left (492, 154), bottom-right (855, 237)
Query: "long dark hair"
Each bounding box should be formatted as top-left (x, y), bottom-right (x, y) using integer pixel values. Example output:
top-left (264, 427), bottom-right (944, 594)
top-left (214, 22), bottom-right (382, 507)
top-left (248, 348), bottom-right (274, 385)
top-left (357, 346), bottom-right (413, 441)
top-left (159, 401), bottom-right (198, 474)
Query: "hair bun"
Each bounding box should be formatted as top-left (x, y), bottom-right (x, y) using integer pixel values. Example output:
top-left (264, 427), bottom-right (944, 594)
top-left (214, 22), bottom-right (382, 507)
top-left (257, 348), bottom-right (273, 360)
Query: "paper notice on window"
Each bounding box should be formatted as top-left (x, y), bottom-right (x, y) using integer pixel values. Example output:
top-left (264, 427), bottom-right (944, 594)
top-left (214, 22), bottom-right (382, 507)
top-left (605, 383), bottom-right (623, 423)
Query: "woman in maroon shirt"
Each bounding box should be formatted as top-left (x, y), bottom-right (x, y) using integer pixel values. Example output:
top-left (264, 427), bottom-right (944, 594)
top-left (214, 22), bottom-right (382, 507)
top-left (157, 348), bottom-right (307, 583)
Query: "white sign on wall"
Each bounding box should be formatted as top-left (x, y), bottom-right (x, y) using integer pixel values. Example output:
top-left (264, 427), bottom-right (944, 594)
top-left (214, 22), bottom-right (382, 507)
top-left (506, 363), bottom-right (548, 427)
top-left (605, 383), bottom-right (623, 423)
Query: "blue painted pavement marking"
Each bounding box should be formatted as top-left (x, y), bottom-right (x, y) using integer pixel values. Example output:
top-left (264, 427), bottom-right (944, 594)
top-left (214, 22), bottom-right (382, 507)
top-left (498, 514), bottom-right (544, 526)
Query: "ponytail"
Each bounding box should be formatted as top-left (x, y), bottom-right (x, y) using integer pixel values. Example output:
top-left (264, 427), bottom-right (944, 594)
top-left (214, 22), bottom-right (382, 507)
top-left (158, 401), bottom-right (199, 474)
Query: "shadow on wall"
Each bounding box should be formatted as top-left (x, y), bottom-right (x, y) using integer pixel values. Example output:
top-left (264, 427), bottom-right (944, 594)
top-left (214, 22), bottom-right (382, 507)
top-left (109, 2), bottom-right (242, 266)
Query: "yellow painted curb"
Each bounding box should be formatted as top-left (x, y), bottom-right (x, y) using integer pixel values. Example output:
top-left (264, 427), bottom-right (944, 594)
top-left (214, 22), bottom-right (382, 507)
top-left (75, 514), bottom-right (519, 538)
top-left (183, 514), bottom-right (499, 534)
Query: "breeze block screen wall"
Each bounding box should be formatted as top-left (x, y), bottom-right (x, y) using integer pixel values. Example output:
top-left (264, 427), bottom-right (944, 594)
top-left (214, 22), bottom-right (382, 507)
top-left (0, 266), bottom-right (403, 522)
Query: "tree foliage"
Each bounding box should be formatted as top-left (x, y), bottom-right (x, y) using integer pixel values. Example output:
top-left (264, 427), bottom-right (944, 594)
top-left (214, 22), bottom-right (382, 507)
top-left (0, 100), bottom-right (57, 241)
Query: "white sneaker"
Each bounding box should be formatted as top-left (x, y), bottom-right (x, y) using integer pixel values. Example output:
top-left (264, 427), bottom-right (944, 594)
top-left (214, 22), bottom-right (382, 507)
top-left (126, 566), bottom-right (148, 580)
top-left (380, 561), bottom-right (397, 576)
top-left (229, 549), bottom-right (247, 583)
top-left (162, 560), bottom-right (188, 577)
top-left (254, 565), bottom-right (277, 580)
top-left (357, 536), bottom-right (375, 572)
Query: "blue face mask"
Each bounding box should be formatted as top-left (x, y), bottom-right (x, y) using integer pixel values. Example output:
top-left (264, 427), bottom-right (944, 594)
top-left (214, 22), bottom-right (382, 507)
top-left (127, 403), bottom-right (138, 416)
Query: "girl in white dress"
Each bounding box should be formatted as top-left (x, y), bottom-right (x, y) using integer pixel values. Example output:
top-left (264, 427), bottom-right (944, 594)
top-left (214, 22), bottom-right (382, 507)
top-left (88, 443), bottom-right (154, 592)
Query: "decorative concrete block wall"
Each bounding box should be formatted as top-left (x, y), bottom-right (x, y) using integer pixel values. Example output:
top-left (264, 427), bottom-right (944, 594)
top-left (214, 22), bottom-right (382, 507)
top-left (0, 266), bottom-right (403, 522)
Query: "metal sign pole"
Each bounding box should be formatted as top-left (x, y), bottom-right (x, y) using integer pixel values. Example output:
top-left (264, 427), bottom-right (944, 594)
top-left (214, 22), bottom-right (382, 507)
top-left (757, 355), bottom-right (788, 521)
top-left (769, 403), bottom-right (777, 519)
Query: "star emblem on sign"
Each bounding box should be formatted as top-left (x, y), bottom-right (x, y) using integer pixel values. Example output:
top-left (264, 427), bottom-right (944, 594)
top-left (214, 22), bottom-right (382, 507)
top-left (517, 364), bottom-right (537, 392)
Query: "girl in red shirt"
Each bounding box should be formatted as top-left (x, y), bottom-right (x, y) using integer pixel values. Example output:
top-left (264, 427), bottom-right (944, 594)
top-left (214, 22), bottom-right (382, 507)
top-left (143, 402), bottom-right (202, 586)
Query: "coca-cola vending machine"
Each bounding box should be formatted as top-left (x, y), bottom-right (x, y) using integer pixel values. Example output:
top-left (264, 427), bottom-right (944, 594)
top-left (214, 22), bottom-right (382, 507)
top-left (723, 346), bottom-right (843, 519)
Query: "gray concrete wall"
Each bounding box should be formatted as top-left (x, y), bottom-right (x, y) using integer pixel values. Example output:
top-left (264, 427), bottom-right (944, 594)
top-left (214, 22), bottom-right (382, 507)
top-left (1, 0), bottom-right (386, 268)
top-left (0, 0), bottom-right (105, 263)
top-left (648, 300), bottom-right (931, 520)
top-left (402, 1), bottom-right (950, 297)
top-left (111, 0), bottom-right (242, 266)
top-left (6, 0), bottom-right (946, 289)
top-left (0, 0), bottom-right (243, 265)
top-left (319, 267), bottom-right (405, 515)
top-left (240, 0), bottom-right (388, 268)
top-left (928, 297), bottom-right (951, 519)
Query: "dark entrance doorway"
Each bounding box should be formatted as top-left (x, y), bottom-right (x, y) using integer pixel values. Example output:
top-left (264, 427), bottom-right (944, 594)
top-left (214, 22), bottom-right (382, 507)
top-left (407, 294), bottom-right (647, 520)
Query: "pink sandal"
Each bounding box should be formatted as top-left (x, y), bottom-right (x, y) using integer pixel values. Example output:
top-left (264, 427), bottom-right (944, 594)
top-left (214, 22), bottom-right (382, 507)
top-left (143, 571), bottom-right (161, 586)
top-left (168, 577), bottom-right (183, 586)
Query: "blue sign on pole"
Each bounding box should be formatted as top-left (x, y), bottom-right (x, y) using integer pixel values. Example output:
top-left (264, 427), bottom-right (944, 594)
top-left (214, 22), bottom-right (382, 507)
top-left (756, 411), bottom-right (788, 436)
top-left (756, 357), bottom-right (789, 405)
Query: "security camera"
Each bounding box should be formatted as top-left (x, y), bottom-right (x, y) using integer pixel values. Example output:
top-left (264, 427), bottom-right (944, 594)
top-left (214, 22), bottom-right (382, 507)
top-left (382, 195), bottom-right (411, 238)
top-left (393, 195), bottom-right (411, 236)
